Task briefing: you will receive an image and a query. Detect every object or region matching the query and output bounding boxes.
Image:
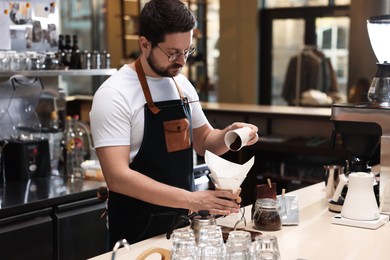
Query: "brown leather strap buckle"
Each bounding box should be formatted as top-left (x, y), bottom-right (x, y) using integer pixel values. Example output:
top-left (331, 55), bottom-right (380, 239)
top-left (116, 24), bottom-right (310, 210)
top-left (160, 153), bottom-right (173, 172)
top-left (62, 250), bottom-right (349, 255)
top-left (97, 186), bottom-right (109, 201)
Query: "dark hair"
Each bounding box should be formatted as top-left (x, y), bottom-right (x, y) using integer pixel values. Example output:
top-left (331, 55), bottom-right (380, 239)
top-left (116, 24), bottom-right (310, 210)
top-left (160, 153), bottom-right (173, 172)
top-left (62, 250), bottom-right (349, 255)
top-left (139, 0), bottom-right (196, 47)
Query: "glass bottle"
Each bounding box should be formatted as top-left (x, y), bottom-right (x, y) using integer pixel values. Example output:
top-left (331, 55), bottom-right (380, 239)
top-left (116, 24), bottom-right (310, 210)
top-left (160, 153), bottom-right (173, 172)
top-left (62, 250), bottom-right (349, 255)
top-left (64, 34), bottom-right (72, 51)
top-left (72, 35), bottom-right (79, 52)
top-left (57, 35), bottom-right (66, 69)
top-left (49, 111), bottom-right (63, 176)
top-left (58, 34), bottom-right (65, 52)
top-left (70, 35), bottom-right (81, 69)
top-left (63, 35), bottom-right (72, 67)
top-left (61, 116), bottom-right (83, 178)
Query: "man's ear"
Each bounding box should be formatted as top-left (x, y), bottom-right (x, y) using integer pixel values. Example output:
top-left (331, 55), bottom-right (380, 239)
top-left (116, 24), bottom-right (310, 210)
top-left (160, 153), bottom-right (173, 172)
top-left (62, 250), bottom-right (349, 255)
top-left (139, 36), bottom-right (150, 52)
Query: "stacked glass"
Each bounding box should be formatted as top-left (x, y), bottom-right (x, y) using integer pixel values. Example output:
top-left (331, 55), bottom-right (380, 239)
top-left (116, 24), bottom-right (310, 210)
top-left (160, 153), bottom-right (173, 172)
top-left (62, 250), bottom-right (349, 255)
top-left (225, 230), bottom-right (252, 259)
top-left (169, 227), bottom-right (281, 260)
top-left (197, 225), bottom-right (226, 259)
top-left (252, 235), bottom-right (281, 260)
top-left (171, 228), bottom-right (198, 260)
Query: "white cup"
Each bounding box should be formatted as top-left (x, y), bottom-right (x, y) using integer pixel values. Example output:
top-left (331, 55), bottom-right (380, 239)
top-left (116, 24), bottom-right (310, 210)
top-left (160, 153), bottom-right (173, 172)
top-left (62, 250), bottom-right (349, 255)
top-left (224, 126), bottom-right (252, 151)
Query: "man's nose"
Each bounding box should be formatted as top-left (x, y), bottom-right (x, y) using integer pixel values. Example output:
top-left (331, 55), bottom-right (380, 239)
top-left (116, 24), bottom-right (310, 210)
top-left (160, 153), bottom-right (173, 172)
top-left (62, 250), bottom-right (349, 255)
top-left (175, 54), bottom-right (187, 66)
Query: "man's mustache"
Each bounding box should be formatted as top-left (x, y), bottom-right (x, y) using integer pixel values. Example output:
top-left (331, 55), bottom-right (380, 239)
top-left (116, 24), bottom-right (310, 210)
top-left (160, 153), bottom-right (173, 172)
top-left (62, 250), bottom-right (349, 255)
top-left (170, 63), bottom-right (182, 70)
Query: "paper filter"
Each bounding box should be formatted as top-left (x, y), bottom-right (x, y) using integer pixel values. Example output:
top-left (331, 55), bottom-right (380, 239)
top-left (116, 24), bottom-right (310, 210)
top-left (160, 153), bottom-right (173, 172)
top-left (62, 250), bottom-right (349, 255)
top-left (204, 150), bottom-right (255, 193)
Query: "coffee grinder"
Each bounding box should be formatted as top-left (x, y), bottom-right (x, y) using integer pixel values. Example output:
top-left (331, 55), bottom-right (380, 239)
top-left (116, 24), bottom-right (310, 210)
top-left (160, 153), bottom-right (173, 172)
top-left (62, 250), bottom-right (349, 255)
top-left (0, 76), bottom-right (51, 182)
top-left (330, 15), bottom-right (390, 227)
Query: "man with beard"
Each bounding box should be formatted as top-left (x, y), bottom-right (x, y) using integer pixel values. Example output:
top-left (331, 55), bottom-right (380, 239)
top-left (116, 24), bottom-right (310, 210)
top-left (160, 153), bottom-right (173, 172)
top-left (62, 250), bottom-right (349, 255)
top-left (90, 0), bottom-right (259, 247)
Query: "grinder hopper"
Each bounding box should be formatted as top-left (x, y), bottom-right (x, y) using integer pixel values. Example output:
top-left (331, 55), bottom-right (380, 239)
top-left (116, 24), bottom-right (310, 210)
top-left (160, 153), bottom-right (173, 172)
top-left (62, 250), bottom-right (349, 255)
top-left (0, 75), bottom-right (43, 139)
top-left (0, 76), bottom-right (50, 182)
top-left (0, 77), bottom-right (14, 140)
top-left (7, 75), bottom-right (43, 138)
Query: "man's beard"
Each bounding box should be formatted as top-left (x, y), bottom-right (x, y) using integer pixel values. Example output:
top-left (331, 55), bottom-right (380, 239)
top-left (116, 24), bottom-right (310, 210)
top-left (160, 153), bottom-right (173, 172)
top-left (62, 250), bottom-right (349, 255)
top-left (147, 51), bottom-right (182, 77)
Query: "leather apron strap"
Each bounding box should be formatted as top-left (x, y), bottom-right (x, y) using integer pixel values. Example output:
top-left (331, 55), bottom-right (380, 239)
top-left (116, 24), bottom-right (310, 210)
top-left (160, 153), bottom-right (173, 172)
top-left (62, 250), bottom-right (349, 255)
top-left (135, 58), bottom-right (161, 114)
top-left (135, 57), bottom-right (185, 113)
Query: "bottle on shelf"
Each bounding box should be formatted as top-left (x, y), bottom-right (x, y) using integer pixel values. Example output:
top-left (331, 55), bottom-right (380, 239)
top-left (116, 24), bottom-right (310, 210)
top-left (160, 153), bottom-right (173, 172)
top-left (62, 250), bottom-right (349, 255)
top-left (57, 34), bottom-right (66, 69)
top-left (90, 50), bottom-right (101, 69)
top-left (72, 35), bottom-right (79, 52)
top-left (63, 35), bottom-right (72, 67)
top-left (64, 34), bottom-right (72, 51)
top-left (100, 50), bottom-right (111, 69)
top-left (57, 89), bottom-right (67, 130)
top-left (80, 50), bottom-right (91, 69)
top-left (60, 115), bottom-right (84, 178)
top-left (70, 35), bottom-right (81, 69)
top-left (58, 34), bottom-right (65, 52)
top-left (49, 110), bottom-right (63, 176)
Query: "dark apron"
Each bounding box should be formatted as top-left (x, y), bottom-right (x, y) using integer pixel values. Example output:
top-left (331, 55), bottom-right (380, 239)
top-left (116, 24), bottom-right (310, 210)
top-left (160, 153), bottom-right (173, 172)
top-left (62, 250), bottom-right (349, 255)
top-left (107, 58), bottom-right (194, 247)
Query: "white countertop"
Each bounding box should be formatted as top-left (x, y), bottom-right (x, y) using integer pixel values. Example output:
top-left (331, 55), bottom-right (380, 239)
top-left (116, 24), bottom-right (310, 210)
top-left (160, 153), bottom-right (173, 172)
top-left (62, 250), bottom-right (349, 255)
top-left (89, 182), bottom-right (390, 260)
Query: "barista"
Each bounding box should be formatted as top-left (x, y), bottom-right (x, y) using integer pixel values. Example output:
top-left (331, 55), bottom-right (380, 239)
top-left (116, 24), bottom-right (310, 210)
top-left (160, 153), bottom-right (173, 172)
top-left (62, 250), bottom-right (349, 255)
top-left (90, 0), bottom-right (259, 247)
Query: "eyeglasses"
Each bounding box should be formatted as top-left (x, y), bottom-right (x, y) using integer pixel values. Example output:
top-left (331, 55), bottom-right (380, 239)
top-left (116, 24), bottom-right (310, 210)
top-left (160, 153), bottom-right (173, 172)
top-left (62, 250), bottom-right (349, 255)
top-left (156, 44), bottom-right (196, 62)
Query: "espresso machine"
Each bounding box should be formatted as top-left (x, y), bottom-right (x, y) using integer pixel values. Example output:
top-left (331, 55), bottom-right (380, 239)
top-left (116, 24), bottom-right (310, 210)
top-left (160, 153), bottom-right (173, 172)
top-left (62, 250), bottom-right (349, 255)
top-left (331, 15), bottom-right (390, 219)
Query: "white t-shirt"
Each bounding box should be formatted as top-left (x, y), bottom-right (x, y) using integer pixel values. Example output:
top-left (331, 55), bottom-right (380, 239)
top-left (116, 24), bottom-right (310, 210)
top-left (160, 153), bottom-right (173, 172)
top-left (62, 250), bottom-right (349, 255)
top-left (90, 65), bottom-right (208, 163)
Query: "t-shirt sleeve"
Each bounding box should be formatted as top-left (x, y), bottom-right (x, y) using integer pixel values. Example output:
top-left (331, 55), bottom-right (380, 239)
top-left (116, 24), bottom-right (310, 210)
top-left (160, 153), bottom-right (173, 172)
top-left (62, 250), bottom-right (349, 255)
top-left (191, 100), bottom-right (209, 129)
top-left (90, 86), bottom-right (132, 148)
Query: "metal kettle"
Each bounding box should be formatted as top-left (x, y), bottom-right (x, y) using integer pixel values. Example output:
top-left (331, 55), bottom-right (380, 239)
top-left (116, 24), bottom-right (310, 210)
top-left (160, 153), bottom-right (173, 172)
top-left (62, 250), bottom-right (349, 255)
top-left (190, 210), bottom-right (217, 243)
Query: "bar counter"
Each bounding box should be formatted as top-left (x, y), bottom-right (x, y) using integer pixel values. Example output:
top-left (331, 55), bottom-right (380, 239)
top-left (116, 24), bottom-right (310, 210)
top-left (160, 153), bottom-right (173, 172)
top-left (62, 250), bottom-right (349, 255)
top-left (90, 182), bottom-right (390, 260)
top-left (0, 176), bottom-right (104, 218)
top-left (0, 176), bottom-right (108, 259)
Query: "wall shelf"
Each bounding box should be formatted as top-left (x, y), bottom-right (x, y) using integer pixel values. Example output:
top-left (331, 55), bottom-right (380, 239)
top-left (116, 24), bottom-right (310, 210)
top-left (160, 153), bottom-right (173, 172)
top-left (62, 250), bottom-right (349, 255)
top-left (0, 69), bottom-right (117, 78)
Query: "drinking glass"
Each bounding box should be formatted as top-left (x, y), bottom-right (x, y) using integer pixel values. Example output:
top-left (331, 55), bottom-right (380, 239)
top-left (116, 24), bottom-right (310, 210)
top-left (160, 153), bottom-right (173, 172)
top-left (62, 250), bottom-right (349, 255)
top-left (1, 51), bottom-right (12, 71)
top-left (170, 228), bottom-right (198, 260)
top-left (225, 230), bottom-right (252, 260)
top-left (197, 225), bottom-right (225, 260)
top-left (253, 235), bottom-right (281, 260)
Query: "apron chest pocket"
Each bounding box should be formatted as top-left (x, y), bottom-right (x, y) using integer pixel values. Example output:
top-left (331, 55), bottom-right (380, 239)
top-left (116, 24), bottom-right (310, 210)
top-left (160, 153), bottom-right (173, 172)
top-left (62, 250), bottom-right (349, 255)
top-left (163, 118), bottom-right (191, 153)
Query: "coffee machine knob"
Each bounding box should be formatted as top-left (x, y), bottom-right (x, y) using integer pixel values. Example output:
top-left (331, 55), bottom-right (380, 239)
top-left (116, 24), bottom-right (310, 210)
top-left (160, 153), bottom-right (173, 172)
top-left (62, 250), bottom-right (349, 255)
top-left (29, 164), bottom-right (37, 172)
